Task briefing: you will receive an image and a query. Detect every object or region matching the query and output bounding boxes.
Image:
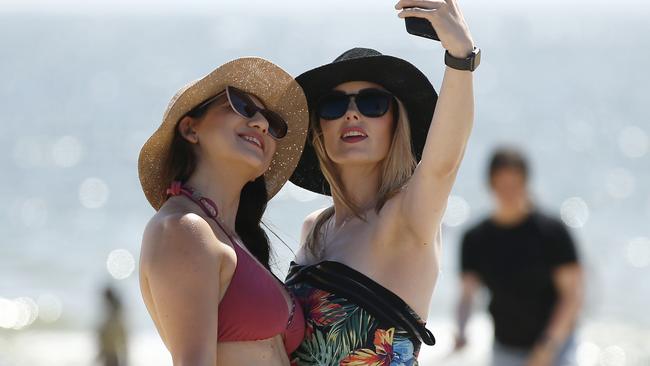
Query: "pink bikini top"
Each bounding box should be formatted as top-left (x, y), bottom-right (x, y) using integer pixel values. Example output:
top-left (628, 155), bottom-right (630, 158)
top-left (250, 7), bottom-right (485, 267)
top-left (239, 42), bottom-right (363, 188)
top-left (167, 182), bottom-right (305, 355)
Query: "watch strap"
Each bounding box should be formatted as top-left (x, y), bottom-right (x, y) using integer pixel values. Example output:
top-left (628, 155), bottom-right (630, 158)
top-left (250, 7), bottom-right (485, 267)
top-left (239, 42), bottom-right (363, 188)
top-left (445, 47), bottom-right (481, 72)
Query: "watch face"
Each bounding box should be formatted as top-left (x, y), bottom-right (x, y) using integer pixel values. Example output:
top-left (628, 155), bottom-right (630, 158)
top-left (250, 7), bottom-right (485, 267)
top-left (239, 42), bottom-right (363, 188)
top-left (472, 49), bottom-right (481, 70)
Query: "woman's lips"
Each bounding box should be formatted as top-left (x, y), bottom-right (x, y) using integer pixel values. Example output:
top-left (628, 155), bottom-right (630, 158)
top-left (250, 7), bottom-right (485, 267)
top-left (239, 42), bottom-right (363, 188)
top-left (341, 135), bottom-right (368, 143)
top-left (340, 127), bottom-right (368, 143)
top-left (239, 133), bottom-right (264, 151)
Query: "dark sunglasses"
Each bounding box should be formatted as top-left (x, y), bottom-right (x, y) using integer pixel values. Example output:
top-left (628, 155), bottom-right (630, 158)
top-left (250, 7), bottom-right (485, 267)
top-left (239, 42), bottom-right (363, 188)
top-left (317, 88), bottom-right (395, 120)
top-left (190, 86), bottom-right (288, 139)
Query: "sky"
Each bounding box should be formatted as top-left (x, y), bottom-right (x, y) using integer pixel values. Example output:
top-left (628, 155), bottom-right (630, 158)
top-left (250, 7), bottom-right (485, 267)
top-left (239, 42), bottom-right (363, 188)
top-left (0, 0), bottom-right (647, 15)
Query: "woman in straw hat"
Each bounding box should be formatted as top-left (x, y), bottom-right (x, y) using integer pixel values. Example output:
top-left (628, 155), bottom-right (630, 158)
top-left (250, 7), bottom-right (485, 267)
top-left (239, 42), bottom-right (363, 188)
top-left (138, 57), bottom-right (308, 365)
top-left (285, 1), bottom-right (479, 364)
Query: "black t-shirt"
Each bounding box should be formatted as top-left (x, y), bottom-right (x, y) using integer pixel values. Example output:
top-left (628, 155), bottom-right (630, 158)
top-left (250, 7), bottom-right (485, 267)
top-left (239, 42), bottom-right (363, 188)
top-left (461, 211), bottom-right (578, 349)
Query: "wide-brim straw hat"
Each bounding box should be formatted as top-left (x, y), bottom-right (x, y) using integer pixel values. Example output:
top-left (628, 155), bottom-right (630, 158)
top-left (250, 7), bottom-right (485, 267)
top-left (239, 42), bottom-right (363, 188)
top-left (290, 47), bottom-right (438, 195)
top-left (138, 57), bottom-right (308, 210)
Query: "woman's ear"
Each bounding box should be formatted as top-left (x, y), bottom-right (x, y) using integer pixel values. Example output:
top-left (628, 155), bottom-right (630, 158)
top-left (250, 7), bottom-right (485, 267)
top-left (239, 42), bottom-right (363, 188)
top-left (178, 116), bottom-right (200, 144)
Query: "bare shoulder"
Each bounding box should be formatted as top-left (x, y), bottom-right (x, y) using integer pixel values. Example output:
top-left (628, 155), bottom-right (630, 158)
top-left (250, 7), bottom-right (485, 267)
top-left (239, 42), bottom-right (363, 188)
top-left (141, 211), bottom-right (229, 274)
top-left (301, 207), bottom-right (329, 237)
top-left (139, 210), bottom-right (227, 359)
top-left (295, 207), bottom-right (329, 265)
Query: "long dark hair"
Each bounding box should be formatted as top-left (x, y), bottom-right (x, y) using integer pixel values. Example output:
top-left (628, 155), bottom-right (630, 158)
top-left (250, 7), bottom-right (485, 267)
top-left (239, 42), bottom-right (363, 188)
top-left (162, 98), bottom-right (272, 269)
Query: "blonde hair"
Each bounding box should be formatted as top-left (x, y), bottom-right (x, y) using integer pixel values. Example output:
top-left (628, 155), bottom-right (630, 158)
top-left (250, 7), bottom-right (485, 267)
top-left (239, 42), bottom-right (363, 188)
top-left (304, 98), bottom-right (417, 257)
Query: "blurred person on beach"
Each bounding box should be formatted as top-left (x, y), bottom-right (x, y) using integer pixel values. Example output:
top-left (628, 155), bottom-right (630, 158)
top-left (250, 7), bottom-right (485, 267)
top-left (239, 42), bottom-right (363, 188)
top-left (285, 0), bottom-right (479, 364)
top-left (97, 286), bottom-right (128, 366)
top-left (454, 147), bottom-right (584, 366)
top-left (137, 58), bottom-right (308, 365)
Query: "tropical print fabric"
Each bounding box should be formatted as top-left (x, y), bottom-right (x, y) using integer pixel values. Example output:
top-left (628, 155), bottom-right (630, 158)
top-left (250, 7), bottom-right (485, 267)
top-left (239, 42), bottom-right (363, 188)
top-left (286, 261), bottom-right (433, 366)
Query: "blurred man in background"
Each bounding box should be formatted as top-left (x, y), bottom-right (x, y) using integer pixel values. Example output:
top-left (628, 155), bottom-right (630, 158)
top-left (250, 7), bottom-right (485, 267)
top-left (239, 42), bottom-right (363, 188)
top-left (454, 147), bottom-right (584, 366)
top-left (97, 286), bottom-right (128, 366)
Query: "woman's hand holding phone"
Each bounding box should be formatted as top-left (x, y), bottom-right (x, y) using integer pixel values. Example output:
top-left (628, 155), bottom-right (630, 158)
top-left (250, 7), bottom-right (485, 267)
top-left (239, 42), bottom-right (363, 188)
top-left (396, 0), bottom-right (475, 59)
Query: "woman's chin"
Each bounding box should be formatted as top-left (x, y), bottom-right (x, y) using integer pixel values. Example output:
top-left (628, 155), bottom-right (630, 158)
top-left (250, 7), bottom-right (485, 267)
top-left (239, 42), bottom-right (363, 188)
top-left (329, 152), bottom-right (385, 166)
top-left (238, 156), bottom-right (270, 177)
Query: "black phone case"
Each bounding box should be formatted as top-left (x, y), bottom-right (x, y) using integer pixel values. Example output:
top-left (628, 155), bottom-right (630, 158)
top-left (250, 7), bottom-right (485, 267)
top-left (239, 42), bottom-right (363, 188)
top-left (405, 17), bottom-right (440, 41)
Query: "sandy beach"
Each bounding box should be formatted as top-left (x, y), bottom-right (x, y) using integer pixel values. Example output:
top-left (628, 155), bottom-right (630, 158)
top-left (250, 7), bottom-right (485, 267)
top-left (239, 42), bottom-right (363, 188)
top-left (2, 315), bottom-right (649, 365)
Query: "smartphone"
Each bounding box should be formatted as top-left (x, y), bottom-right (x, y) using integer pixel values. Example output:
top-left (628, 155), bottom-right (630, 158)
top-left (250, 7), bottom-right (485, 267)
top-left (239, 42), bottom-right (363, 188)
top-left (404, 8), bottom-right (440, 41)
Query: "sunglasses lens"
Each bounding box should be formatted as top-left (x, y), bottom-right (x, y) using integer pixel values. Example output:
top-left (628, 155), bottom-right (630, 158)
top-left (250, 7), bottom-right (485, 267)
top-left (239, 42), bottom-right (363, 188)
top-left (227, 87), bottom-right (287, 140)
top-left (318, 93), bottom-right (349, 120)
top-left (356, 90), bottom-right (392, 118)
top-left (262, 110), bottom-right (288, 139)
top-left (228, 88), bottom-right (257, 118)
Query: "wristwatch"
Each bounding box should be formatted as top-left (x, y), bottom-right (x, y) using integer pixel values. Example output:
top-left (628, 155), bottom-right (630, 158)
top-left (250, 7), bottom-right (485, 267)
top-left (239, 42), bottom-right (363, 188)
top-left (445, 47), bottom-right (481, 72)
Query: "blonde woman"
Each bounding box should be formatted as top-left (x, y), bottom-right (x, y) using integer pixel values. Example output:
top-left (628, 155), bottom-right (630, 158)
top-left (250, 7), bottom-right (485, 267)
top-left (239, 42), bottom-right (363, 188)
top-left (138, 58), bottom-right (308, 365)
top-left (285, 0), bottom-right (479, 364)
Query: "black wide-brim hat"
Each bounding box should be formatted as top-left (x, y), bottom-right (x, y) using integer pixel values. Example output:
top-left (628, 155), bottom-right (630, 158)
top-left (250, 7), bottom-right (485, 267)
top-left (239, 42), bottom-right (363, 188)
top-left (290, 47), bottom-right (438, 195)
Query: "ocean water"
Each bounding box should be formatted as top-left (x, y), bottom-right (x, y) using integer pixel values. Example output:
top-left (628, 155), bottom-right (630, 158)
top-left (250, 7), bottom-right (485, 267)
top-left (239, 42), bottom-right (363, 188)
top-left (1, 2), bottom-right (649, 365)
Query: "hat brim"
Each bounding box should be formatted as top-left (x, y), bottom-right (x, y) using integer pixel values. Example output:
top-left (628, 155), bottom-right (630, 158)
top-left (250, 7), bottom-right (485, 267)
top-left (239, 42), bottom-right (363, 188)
top-left (290, 54), bottom-right (437, 196)
top-left (138, 57), bottom-right (308, 210)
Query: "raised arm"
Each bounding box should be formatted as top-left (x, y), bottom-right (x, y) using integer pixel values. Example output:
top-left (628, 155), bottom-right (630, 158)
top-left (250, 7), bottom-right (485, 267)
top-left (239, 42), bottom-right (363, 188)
top-left (395, 0), bottom-right (476, 243)
top-left (141, 214), bottom-right (225, 366)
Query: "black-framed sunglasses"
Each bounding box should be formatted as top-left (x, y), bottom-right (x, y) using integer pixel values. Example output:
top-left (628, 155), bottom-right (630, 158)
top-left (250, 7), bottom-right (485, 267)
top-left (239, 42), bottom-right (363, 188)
top-left (317, 88), bottom-right (395, 120)
top-left (190, 86), bottom-right (288, 139)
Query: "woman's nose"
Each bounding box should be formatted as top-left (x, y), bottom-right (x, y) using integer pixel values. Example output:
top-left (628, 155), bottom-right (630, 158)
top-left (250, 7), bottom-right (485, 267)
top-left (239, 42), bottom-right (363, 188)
top-left (344, 98), bottom-right (361, 121)
top-left (248, 113), bottom-right (269, 134)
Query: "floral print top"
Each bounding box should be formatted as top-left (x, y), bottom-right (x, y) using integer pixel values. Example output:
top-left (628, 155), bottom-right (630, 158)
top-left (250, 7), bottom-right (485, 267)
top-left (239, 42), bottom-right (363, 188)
top-left (286, 261), bottom-right (435, 366)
